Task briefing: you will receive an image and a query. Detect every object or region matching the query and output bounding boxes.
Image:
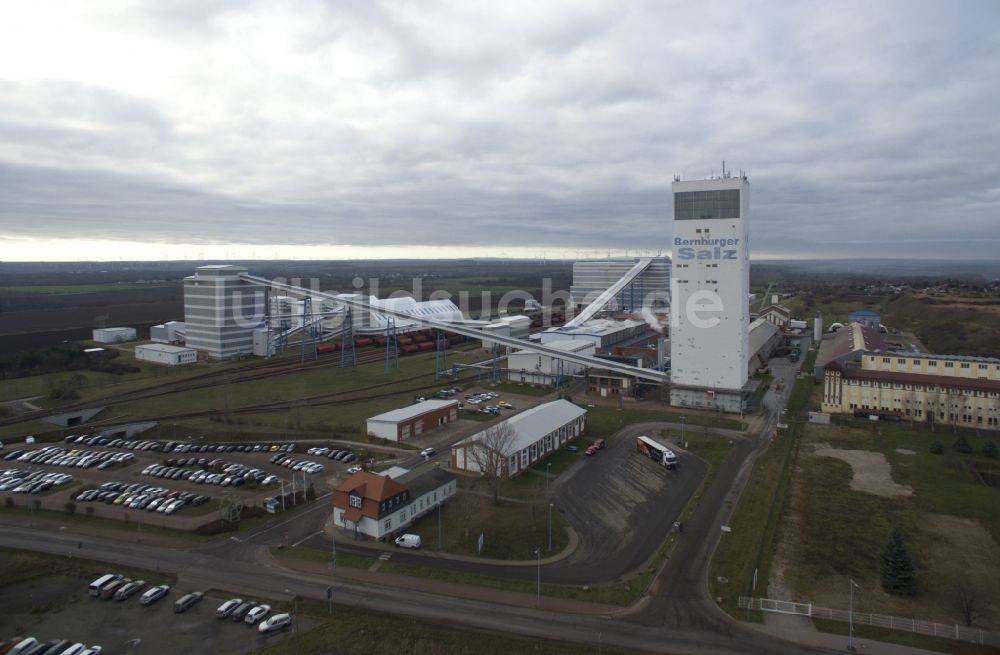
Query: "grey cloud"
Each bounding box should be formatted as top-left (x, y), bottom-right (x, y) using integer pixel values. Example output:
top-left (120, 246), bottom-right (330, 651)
top-left (1, 1), bottom-right (999, 259)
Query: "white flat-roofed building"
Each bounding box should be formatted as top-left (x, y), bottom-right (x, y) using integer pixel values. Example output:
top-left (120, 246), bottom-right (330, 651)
top-left (183, 265), bottom-right (265, 359)
top-left (540, 318), bottom-right (645, 349)
top-left (135, 343), bottom-right (198, 366)
top-left (670, 173), bottom-right (751, 412)
top-left (508, 340), bottom-right (596, 386)
top-left (92, 327), bottom-right (137, 343)
top-left (367, 399), bottom-right (460, 442)
top-left (451, 399), bottom-right (586, 480)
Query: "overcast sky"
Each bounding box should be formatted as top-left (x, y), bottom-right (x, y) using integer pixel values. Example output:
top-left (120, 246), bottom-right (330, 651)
top-left (1, 0), bottom-right (998, 261)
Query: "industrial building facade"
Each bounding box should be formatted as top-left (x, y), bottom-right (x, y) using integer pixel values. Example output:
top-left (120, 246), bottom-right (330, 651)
top-left (821, 352), bottom-right (1000, 429)
top-left (366, 400), bottom-right (460, 442)
top-left (451, 400), bottom-right (586, 480)
top-left (669, 174), bottom-right (751, 412)
top-left (570, 257), bottom-right (671, 312)
top-left (183, 265), bottom-right (265, 359)
top-left (508, 340), bottom-right (595, 386)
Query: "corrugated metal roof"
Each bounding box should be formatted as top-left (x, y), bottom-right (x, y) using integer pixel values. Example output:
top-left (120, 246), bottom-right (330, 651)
top-left (368, 399), bottom-right (458, 424)
top-left (749, 319), bottom-right (779, 355)
top-left (457, 399), bottom-right (586, 453)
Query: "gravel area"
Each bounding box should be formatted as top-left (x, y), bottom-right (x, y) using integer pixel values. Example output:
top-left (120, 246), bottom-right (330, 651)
top-left (811, 444), bottom-right (913, 497)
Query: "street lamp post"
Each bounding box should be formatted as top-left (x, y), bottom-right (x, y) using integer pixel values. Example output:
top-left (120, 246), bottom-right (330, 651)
top-left (545, 462), bottom-right (551, 491)
top-left (680, 415), bottom-right (686, 447)
top-left (534, 547), bottom-right (541, 608)
top-left (849, 579), bottom-right (859, 651)
top-left (548, 503), bottom-right (553, 551)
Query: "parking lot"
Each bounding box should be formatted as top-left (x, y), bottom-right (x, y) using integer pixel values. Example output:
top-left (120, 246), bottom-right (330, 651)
top-left (0, 576), bottom-right (304, 655)
top-left (547, 423), bottom-right (707, 582)
top-left (0, 437), bottom-right (369, 529)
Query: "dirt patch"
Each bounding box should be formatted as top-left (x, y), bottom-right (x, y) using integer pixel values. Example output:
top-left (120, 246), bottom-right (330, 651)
top-left (811, 443), bottom-right (913, 497)
top-left (894, 448), bottom-right (916, 456)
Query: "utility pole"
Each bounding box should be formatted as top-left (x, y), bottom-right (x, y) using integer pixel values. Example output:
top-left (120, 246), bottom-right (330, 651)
top-left (535, 547), bottom-right (541, 608)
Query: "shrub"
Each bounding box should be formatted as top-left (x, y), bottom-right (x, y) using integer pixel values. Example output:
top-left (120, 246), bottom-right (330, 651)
top-left (929, 441), bottom-right (944, 455)
top-left (85, 506), bottom-right (94, 518)
top-left (983, 441), bottom-right (998, 459)
top-left (64, 502), bottom-right (76, 515)
top-left (954, 436), bottom-right (973, 454)
top-left (4, 497), bottom-right (12, 508)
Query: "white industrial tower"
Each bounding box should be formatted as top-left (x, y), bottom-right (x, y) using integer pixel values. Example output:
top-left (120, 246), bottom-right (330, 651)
top-left (669, 170), bottom-right (751, 412)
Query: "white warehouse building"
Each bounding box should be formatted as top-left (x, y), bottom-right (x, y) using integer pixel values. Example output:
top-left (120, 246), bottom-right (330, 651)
top-left (135, 343), bottom-right (198, 366)
top-left (451, 400), bottom-right (587, 480)
top-left (92, 327), bottom-right (137, 343)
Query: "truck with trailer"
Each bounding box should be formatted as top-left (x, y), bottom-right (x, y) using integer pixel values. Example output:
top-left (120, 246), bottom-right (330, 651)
top-left (636, 435), bottom-right (677, 469)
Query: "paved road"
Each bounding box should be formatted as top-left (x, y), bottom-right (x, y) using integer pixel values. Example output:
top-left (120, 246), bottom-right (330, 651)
top-left (0, 525), bottom-right (833, 655)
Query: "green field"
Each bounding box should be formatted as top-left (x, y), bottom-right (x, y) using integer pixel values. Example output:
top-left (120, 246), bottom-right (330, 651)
top-left (250, 598), bottom-right (620, 655)
top-left (0, 283), bottom-right (175, 295)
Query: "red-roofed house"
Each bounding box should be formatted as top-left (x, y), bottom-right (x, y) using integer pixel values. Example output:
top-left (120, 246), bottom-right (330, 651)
top-left (333, 468), bottom-right (456, 540)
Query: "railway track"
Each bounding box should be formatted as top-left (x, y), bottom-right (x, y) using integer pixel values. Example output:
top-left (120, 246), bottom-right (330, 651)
top-left (0, 342), bottom-right (482, 430)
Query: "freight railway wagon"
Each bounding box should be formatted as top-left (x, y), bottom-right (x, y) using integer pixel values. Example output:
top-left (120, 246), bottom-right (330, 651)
top-left (316, 332), bottom-right (466, 356)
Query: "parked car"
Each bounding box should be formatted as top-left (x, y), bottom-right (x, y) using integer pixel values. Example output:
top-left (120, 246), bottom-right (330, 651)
top-left (215, 598), bottom-right (243, 618)
top-left (230, 601), bottom-right (254, 622)
top-left (139, 585), bottom-right (170, 606)
top-left (420, 447), bottom-right (435, 458)
top-left (585, 445), bottom-right (599, 456)
top-left (346, 465), bottom-right (363, 474)
top-left (594, 438), bottom-right (607, 449)
top-left (114, 580), bottom-right (145, 601)
top-left (174, 591), bottom-right (204, 613)
top-left (563, 445), bottom-right (578, 453)
top-left (244, 604), bottom-right (272, 625)
top-left (258, 613), bottom-right (292, 634)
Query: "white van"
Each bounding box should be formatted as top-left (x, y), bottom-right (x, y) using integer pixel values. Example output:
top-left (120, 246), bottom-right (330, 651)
top-left (88, 573), bottom-right (121, 597)
top-left (394, 534), bottom-right (422, 549)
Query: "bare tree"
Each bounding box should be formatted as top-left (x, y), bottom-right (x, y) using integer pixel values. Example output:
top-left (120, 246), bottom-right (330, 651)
top-left (467, 421), bottom-right (518, 504)
top-left (953, 574), bottom-right (985, 627)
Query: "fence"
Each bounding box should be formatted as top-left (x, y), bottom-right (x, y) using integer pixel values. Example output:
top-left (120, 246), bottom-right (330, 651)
top-left (739, 596), bottom-right (1000, 647)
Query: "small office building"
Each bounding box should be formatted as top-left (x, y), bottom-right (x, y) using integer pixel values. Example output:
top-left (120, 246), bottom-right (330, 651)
top-left (366, 400), bottom-right (460, 442)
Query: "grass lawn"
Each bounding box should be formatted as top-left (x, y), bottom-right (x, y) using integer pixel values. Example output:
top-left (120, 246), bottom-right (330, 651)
top-left (777, 419), bottom-right (1000, 628)
top-left (270, 545), bottom-right (374, 570)
top-left (0, 546), bottom-right (171, 589)
top-left (250, 598), bottom-right (622, 655)
top-left (709, 370), bottom-right (815, 621)
top-left (582, 405), bottom-right (744, 439)
top-left (399, 478), bottom-right (569, 560)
